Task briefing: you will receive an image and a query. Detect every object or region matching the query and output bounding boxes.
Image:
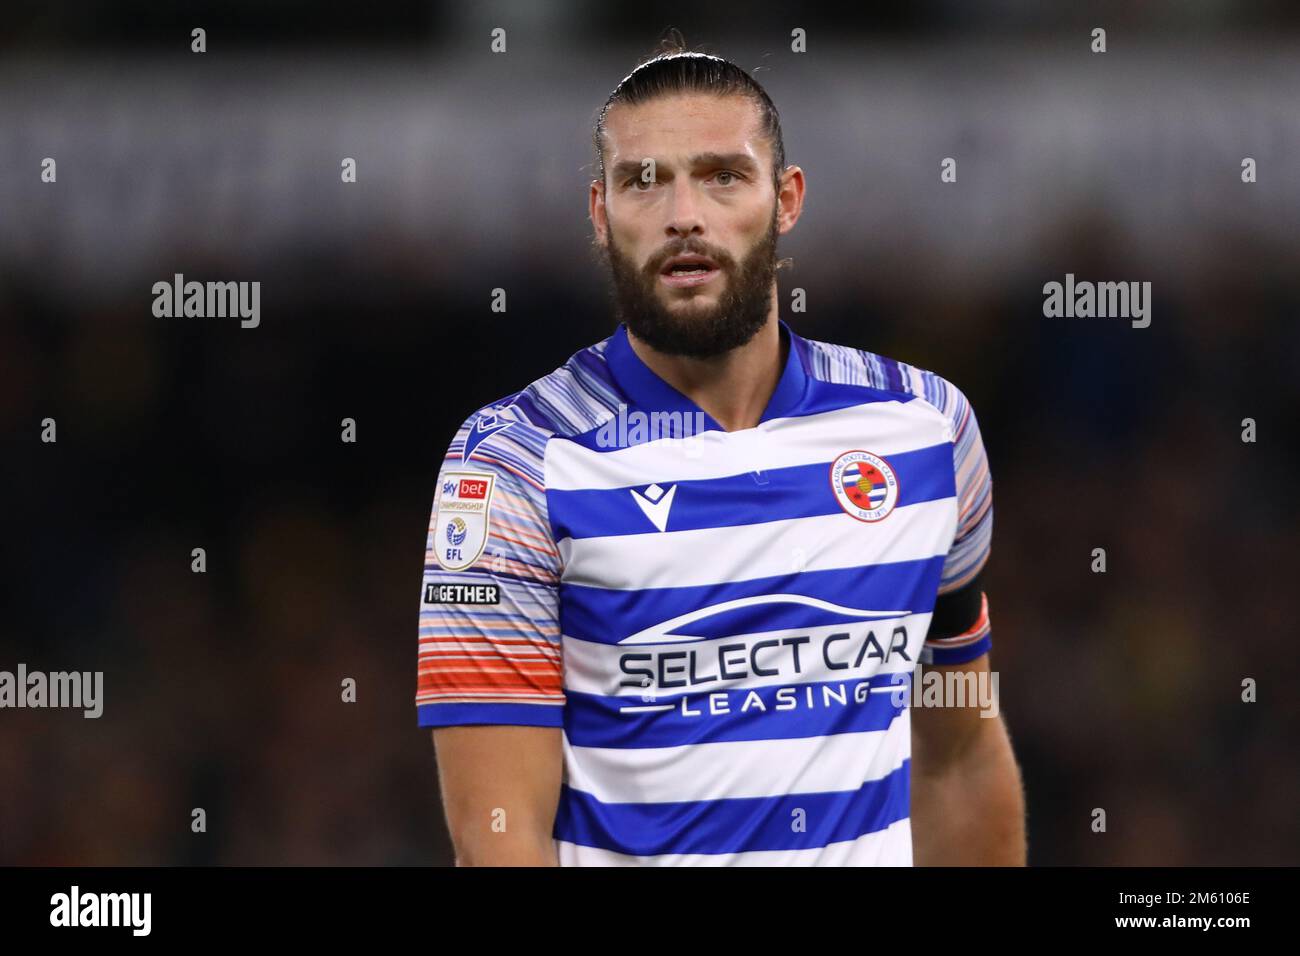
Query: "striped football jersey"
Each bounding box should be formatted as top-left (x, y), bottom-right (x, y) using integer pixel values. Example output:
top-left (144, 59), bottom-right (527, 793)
top-left (418, 318), bottom-right (994, 865)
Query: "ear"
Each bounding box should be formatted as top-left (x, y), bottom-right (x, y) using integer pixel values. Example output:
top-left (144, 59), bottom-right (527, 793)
top-left (776, 165), bottom-right (806, 235)
top-left (589, 178), bottom-right (608, 242)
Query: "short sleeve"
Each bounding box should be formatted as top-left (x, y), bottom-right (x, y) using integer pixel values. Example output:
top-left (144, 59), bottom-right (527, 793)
top-left (416, 406), bottom-right (564, 728)
top-left (922, 382), bottom-right (994, 666)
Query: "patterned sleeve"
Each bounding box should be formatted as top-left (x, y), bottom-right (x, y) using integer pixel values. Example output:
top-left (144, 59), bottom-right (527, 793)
top-left (921, 379), bottom-right (994, 666)
top-left (416, 405), bottom-right (565, 727)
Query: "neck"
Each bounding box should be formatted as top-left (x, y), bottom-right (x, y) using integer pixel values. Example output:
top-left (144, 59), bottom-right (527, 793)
top-left (625, 310), bottom-right (786, 433)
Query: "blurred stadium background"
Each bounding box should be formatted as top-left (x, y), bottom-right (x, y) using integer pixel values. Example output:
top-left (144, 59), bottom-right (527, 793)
top-left (1, 1), bottom-right (1297, 864)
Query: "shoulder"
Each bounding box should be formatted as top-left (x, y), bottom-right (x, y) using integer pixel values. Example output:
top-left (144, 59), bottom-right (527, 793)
top-left (798, 333), bottom-right (978, 444)
top-left (444, 333), bottom-right (625, 473)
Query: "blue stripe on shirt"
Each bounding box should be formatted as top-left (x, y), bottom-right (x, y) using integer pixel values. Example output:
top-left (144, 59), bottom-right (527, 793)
top-left (563, 674), bottom-right (909, 748)
top-left (554, 757), bottom-right (911, 856)
top-left (559, 556), bottom-right (946, 645)
top-left (549, 442), bottom-right (956, 540)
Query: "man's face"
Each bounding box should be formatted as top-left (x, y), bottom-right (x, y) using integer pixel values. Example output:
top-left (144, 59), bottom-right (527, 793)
top-left (593, 93), bottom-right (782, 358)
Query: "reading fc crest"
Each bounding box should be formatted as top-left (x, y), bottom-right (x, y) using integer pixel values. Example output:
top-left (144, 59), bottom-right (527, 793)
top-left (830, 450), bottom-right (899, 522)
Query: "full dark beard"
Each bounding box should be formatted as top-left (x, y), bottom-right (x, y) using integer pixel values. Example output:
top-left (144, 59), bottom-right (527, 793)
top-left (602, 206), bottom-right (779, 359)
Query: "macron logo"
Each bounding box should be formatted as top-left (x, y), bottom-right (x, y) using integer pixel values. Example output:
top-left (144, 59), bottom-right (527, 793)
top-left (463, 414), bottom-right (514, 460)
top-left (631, 483), bottom-right (677, 532)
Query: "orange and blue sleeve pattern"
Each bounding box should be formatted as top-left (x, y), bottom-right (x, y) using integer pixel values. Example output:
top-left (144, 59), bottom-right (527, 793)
top-left (922, 378), bottom-right (994, 666)
top-left (416, 407), bottom-right (564, 728)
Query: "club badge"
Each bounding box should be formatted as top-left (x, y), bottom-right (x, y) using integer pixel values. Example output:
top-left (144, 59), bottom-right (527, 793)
top-left (830, 450), bottom-right (899, 522)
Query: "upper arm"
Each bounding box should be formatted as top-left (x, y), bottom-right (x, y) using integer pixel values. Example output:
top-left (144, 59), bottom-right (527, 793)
top-left (910, 651), bottom-right (998, 770)
top-left (432, 725), bottom-right (563, 865)
top-left (921, 380), bottom-right (993, 669)
top-left (416, 407), bottom-right (565, 862)
top-left (914, 379), bottom-right (997, 764)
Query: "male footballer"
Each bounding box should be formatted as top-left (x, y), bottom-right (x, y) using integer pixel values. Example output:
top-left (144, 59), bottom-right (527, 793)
top-left (418, 46), bottom-right (1027, 866)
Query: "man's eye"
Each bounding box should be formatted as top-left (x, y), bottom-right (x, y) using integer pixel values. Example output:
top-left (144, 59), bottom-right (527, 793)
top-left (629, 177), bottom-right (655, 190)
top-left (714, 170), bottom-right (739, 185)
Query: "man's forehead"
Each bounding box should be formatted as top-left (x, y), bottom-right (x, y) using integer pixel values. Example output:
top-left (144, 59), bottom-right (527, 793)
top-left (603, 93), bottom-right (765, 161)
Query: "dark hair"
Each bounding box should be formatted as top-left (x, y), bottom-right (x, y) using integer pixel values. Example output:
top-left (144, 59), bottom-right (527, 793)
top-left (593, 34), bottom-right (786, 194)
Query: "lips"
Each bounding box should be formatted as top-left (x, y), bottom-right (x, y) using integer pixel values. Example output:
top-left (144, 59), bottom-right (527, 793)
top-left (660, 253), bottom-right (719, 275)
top-left (659, 253), bottom-right (721, 289)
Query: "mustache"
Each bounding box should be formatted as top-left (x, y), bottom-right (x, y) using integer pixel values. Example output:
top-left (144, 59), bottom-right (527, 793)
top-left (646, 243), bottom-right (733, 274)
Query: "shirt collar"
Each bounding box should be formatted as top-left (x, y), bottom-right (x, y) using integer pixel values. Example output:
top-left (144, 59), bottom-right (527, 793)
top-left (604, 318), bottom-right (809, 432)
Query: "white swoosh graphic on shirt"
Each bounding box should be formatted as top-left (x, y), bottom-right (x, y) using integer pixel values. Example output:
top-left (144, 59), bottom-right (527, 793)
top-left (619, 593), bottom-right (911, 645)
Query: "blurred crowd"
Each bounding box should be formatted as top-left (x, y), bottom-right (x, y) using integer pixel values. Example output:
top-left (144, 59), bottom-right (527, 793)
top-left (1, 8), bottom-right (1298, 865)
top-left (2, 216), bottom-right (1295, 865)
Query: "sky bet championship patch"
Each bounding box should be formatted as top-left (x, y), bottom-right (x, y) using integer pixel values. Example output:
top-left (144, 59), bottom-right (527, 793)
top-left (431, 471), bottom-right (496, 571)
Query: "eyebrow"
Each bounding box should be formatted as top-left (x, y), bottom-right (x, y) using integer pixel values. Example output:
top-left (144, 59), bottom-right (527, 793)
top-left (610, 151), bottom-right (760, 182)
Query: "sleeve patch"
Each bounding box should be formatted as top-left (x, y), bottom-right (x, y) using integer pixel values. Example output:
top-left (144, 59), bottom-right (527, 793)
top-left (431, 471), bottom-right (496, 571)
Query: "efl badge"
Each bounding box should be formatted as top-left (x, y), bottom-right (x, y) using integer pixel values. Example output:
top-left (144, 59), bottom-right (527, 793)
top-left (830, 450), bottom-right (899, 522)
top-left (432, 471), bottom-right (496, 570)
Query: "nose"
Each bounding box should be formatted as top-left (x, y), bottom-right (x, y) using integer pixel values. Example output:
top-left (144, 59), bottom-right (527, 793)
top-left (665, 180), bottom-right (704, 239)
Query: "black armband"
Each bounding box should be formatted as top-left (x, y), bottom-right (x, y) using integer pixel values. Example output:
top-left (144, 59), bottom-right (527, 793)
top-left (929, 570), bottom-right (986, 640)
